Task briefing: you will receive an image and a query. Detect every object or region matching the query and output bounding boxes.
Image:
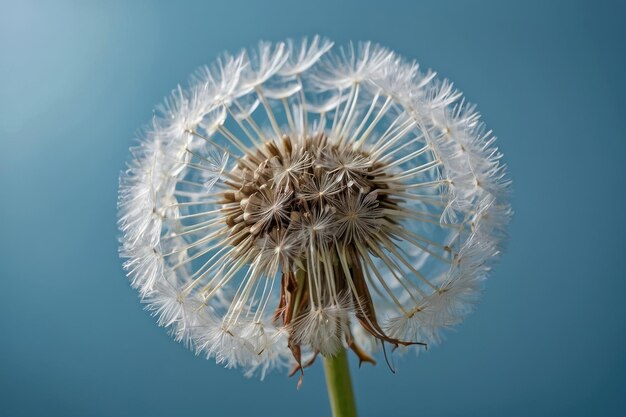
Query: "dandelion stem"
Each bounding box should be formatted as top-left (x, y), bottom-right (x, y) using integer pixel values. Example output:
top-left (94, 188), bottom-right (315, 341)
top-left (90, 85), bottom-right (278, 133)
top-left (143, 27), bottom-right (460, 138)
top-left (323, 348), bottom-right (358, 417)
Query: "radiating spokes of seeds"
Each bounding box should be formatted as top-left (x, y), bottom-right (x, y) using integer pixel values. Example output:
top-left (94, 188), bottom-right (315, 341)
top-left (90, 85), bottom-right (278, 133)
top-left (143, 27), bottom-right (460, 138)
top-left (155, 80), bottom-right (471, 345)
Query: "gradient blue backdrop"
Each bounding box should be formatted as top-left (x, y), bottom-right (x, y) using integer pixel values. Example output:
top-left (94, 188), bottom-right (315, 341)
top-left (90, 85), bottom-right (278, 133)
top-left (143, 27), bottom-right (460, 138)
top-left (1, 1), bottom-right (625, 416)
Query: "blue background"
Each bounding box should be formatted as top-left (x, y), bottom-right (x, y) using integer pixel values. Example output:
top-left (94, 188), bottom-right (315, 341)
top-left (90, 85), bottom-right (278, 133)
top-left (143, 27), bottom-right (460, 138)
top-left (1, 1), bottom-right (625, 416)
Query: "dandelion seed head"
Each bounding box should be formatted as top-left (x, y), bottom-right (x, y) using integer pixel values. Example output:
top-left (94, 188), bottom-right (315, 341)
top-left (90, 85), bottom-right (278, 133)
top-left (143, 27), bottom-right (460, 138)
top-left (118, 36), bottom-right (511, 378)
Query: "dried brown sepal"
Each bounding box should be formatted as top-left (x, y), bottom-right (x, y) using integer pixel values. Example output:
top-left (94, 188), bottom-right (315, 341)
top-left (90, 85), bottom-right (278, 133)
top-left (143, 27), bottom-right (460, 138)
top-left (345, 330), bottom-right (376, 367)
top-left (348, 248), bottom-right (427, 349)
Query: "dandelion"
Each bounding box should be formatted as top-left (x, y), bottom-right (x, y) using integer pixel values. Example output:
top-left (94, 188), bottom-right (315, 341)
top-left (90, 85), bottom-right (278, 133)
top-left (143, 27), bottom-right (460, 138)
top-left (118, 36), bottom-right (511, 417)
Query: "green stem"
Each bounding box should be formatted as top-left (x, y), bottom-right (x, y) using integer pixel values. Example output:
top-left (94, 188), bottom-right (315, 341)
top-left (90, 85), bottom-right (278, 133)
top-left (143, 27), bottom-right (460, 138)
top-left (323, 348), bottom-right (358, 417)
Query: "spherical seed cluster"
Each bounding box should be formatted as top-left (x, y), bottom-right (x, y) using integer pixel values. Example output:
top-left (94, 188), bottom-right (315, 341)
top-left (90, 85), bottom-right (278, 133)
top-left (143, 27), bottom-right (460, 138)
top-left (118, 36), bottom-right (511, 379)
top-left (222, 133), bottom-right (399, 257)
